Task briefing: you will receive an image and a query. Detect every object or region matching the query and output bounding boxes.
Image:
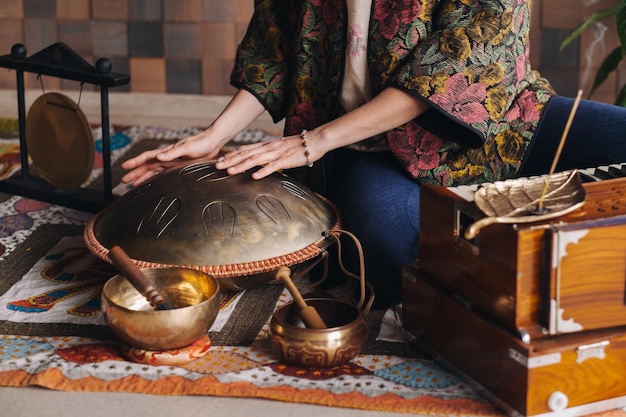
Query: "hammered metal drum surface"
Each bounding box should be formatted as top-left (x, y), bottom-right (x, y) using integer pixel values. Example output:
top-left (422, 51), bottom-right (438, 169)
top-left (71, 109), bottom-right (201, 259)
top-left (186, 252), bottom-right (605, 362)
top-left (85, 161), bottom-right (341, 290)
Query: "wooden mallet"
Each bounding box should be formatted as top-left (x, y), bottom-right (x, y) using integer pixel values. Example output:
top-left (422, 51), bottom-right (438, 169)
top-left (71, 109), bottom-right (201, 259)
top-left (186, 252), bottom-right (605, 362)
top-left (108, 245), bottom-right (174, 311)
top-left (275, 266), bottom-right (327, 329)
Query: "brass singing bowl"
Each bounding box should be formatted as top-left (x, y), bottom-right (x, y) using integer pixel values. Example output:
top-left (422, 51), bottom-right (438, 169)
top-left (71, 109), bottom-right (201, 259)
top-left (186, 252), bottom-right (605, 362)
top-left (269, 298), bottom-right (368, 368)
top-left (101, 267), bottom-right (221, 351)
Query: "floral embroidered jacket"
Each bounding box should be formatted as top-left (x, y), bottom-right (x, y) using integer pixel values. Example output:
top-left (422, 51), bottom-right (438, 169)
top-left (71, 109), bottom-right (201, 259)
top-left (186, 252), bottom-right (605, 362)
top-left (231, 0), bottom-right (555, 187)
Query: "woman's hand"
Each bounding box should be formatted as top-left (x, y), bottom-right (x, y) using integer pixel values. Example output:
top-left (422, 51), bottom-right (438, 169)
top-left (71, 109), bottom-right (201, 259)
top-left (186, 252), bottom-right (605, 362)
top-left (216, 87), bottom-right (430, 179)
top-left (121, 86), bottom-right (430, 185)
top-left (215, 133), bottom-right (319, 179)
top-left (120, 131), bottom-right (222, 186)
top-left (120, 89), bottom-right (267, 186)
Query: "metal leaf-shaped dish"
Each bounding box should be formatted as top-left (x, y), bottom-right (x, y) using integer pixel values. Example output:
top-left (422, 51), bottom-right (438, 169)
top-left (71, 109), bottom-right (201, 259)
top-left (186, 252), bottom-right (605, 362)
top-left (464, 170), bottom-right (586, 240)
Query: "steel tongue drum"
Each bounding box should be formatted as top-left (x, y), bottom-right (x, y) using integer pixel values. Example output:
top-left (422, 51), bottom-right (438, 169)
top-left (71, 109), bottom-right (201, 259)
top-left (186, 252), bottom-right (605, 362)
top-left (85, 161), bottom-right (342, 291)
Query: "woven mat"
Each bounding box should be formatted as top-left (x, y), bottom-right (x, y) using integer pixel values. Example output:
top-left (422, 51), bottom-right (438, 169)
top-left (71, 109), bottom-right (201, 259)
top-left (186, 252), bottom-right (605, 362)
top-left (0, 121), bottom-right (505, 415)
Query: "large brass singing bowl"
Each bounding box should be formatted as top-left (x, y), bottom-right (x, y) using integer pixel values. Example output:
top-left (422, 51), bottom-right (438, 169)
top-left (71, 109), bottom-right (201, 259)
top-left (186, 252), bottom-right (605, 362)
top-left (101, 267), bottom-right (221, 351)
top-left (85, 161), bottom-right (341, 291)
top-left (269, 298), bottom-right (368, 368)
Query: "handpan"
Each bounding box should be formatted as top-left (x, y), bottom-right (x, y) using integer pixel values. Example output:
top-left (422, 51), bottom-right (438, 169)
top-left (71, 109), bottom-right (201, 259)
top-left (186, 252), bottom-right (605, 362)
top-left (84, 161), bottom-right (341, 291)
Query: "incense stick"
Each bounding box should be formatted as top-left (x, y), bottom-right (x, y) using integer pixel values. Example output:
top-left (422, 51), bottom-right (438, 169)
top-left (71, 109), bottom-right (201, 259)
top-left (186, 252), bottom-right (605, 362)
top-left (537, 89), bottom-right (583, 212)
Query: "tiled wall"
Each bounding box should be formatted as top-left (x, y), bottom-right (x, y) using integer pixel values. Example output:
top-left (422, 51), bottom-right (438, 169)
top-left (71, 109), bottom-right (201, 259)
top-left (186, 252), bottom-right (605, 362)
top-left (0, 0), bottom-right (624, 103)
top-left (533, 0), bottom-right (623, 104)
top-left (0, 0), bottom-right (252, 95)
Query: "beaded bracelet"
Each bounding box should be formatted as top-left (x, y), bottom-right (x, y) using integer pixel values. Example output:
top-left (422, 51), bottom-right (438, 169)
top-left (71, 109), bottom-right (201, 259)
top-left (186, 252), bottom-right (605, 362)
top-left (300, 129), bottom-right (314, 167)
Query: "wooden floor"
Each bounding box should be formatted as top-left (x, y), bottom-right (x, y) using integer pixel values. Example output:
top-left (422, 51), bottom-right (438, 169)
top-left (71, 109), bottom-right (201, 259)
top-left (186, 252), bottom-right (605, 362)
top-left (0, 88), bottom-right (283, 135)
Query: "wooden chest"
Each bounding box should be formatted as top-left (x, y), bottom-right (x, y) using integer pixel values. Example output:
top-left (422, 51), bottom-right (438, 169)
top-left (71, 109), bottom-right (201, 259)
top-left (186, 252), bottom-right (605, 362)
top-left (402, 265), bottom-right (626, 417)
top-left (418, 177), bottom-right (626, 340)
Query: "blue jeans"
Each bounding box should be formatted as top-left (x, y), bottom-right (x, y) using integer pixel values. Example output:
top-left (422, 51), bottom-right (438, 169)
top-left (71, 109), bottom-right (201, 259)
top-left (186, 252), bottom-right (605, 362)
top-left (325, 149), bottom-right (420, 305)
top-left (325, 96), bottom-right (626, 306)
top-left (520, 96), bottom-right (626, 176)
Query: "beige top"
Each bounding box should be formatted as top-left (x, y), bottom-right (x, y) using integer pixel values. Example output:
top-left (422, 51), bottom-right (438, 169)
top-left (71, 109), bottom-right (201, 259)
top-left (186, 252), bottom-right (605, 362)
top-left (341, 0), bottom-right (388, 151)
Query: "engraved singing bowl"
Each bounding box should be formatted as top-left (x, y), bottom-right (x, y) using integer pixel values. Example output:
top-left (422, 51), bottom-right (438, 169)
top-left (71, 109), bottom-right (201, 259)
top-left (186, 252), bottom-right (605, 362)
top-left (269, 298), bottom-right (369, 368)
top-left (84, 161), bottom-right (341, 291)
top-left (101, 267), bottom-right (221, 351)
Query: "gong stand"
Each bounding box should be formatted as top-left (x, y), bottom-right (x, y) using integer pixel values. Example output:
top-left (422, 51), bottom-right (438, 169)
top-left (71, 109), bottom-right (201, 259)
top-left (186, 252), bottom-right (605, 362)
top-left (0, 42), bottom-right (130, 212)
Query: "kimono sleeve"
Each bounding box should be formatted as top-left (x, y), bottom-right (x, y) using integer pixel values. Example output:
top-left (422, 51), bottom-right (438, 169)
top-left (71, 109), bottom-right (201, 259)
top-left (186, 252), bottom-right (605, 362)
top-left (387, 0), bottom-right (533, 148)
top-left (230, 0), bottom-right (294, 123)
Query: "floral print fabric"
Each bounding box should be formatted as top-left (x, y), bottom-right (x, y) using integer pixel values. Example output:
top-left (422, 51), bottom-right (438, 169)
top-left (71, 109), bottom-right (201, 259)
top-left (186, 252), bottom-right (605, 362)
top-left (231, 0), bottom-right (555, 186)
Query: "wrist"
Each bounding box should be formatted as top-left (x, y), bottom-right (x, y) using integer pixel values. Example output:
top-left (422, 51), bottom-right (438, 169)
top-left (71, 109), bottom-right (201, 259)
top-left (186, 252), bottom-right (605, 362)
top-left (202, 123), bottom-right (236, 149)
top-left (307, 126), bottom-right (336, 157)
top-left (299, 130), bottom-right (314, 167)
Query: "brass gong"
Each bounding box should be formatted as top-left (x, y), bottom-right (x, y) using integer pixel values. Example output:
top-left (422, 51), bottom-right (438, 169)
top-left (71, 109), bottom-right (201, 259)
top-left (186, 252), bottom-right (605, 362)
top-left (26, 92), bottom-right (95, 189)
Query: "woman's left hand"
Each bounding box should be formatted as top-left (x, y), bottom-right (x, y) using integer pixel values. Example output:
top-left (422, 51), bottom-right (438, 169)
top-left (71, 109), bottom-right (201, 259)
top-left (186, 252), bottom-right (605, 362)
top-left (216, 133), bottom-right (317, 179)
top-left (215, 86), bottom-right (432, 180)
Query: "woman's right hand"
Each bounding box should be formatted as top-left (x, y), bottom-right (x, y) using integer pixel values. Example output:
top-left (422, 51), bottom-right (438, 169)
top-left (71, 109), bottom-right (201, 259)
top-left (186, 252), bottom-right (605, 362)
top-left (120, 130), bottom-right (222, 186)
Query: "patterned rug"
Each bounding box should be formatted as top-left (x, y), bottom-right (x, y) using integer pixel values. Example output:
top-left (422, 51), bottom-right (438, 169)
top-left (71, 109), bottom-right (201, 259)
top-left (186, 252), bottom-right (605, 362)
top-left (0, 121), bottom-right (504, 415)
top-left (8, 119), bottom-right (592, 415)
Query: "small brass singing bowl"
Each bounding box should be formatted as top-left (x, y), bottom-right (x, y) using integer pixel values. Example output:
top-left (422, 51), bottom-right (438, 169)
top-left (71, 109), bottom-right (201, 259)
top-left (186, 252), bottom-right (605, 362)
top-left (269, 298), bottom-right (368, 368)
top-left (101, 267), bottom-right (220, 351)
